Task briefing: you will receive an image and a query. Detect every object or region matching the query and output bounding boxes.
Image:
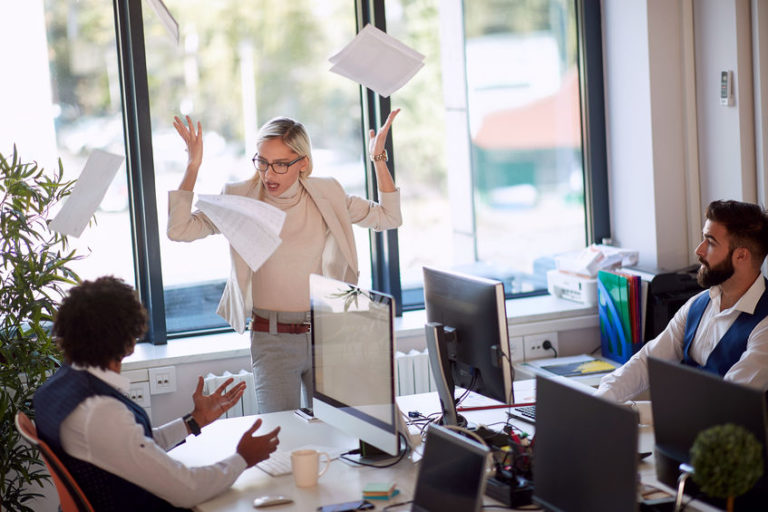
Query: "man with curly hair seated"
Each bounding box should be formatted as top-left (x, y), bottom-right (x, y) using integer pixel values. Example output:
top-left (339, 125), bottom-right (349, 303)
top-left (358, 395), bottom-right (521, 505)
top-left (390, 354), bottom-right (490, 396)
top-left (34, 276), bottom-right (281, 511)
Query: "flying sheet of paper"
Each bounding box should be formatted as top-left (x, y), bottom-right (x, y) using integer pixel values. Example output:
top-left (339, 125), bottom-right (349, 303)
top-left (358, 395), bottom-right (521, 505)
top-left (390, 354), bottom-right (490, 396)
top-left (329, 23), bottom-right (425, 98)
top-left (48, 149), bottom-right (125, 238)
top-left (196, 194), bottom-right (286, 272)
top-left (145, 0), bottom-right (179, 44)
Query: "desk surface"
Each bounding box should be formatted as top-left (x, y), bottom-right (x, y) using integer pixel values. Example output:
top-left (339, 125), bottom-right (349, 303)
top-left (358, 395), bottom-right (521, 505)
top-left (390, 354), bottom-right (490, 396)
top-left (169, 382), bottom-right (719, 512)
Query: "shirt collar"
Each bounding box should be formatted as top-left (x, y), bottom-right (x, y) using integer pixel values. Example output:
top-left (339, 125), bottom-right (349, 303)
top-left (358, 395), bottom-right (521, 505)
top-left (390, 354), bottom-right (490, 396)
top-left (71, 363), bottom-right (130, 394)
top-left (708, 274), bottom-right (765, 314)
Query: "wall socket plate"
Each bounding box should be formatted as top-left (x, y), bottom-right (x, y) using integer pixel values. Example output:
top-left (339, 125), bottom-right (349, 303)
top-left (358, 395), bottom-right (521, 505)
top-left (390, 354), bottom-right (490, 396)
top-left (128, 381), bottom-right (151, 408)
top-left (523, 332), bottom-right (559, 361)
top-left (148, 366), bottom-right (177, 395)
top-left (508, 336), bottom-right (525, 363)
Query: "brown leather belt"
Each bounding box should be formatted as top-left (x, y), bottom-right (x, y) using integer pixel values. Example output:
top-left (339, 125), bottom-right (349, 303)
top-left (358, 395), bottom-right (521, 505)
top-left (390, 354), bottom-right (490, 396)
top-left (251, 315), bottom-right (311, 334)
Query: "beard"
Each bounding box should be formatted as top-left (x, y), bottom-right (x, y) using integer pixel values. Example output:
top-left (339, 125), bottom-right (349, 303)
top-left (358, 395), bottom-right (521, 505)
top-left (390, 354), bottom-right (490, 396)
top-left (697, 250), bottom-right (735, 288)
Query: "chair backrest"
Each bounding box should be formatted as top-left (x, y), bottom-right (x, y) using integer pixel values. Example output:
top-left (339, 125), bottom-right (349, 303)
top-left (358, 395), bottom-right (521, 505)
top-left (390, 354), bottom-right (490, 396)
top-left (14, 411), bottom-right (95, 512)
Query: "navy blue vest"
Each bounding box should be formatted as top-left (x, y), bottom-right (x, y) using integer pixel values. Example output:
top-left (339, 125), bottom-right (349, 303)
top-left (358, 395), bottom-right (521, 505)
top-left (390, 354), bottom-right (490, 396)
top-left (682, 278), bottom-right (768, 376)
top-left (33, 365), bottom-right (187, 512)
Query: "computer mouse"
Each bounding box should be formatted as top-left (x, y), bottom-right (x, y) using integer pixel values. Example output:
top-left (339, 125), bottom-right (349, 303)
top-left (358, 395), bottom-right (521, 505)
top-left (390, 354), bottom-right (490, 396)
top-left (253, 495), bottom-right (293, 508)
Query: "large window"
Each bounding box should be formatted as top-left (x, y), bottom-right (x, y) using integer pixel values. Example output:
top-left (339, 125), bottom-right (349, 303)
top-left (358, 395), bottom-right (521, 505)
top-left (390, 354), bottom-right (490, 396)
top-left (142, 0), bottom-right (366, 333)
top-left (390, 0), bottom-right (588, 308)
top-left (0, 0), bottom-right (606, 343)
top-left (1, 0), bottom-right (135, 287)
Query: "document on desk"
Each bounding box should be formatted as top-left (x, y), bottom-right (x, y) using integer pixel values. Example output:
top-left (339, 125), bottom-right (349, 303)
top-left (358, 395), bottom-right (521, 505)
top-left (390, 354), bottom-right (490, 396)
top-left (195, 194), bottom-right (286, 272)
top-left (329, 23), bottom-right (425, 98)
top-left (48, 149), bottom-right (124, 238)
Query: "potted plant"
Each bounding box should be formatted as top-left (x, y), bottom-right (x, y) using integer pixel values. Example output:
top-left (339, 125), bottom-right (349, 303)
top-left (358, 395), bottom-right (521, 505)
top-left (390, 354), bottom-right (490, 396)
top-left (690, 423), bottom-right (764, 512)
top-left (0, 146), bottom-right (82, 512)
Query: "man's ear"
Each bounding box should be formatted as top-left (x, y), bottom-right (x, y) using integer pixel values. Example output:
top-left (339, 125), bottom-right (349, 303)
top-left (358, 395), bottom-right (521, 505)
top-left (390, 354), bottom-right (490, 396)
top-left (733, 246), bottom-right (751, 266)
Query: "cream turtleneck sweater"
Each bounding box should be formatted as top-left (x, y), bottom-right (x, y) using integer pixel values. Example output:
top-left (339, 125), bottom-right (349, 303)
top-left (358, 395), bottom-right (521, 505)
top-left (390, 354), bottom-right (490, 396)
top-left (251, 179), bottom-right (327, 311)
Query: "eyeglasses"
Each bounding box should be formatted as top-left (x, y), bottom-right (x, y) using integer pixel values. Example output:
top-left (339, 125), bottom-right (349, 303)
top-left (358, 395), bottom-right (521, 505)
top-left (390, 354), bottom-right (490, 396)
top-left (251, 154), bottom-right (305, 175)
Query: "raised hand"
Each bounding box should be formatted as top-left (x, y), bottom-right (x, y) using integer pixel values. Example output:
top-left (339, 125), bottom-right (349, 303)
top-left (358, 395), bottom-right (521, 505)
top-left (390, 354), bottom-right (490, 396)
top-left (236, 418), bottom-right (281, 467)
top-left (368, 108), bottom-right (401, 158)
top-left (173, 115), bottom-right (204, 191)
top-left (189, 376), bottom-right (247, 428)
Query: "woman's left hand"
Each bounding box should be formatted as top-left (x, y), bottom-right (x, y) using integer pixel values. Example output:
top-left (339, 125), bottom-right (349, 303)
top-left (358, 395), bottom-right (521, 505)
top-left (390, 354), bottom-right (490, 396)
top-left (368, 108), bottom-right (401, 158)
top-left (189, 376), bottom-right (247, 427)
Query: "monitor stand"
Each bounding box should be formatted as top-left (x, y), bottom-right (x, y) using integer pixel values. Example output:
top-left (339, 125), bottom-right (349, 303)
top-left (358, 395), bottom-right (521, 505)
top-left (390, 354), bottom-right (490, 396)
top-left (425, 322), bottom-right (466, 426)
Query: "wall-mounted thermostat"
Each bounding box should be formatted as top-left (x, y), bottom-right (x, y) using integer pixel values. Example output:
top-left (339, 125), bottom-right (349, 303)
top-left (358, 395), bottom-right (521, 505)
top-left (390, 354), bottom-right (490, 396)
top-left (720, 70), bottom-right (734, 106)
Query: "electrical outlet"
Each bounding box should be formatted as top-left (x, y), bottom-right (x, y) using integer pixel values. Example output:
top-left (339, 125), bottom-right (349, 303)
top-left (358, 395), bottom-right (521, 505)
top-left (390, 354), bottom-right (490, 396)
top-left (148, 366), bottom-right (177, 395)
top-left (128, 381), bottom-right (151, 408)
top-left (508, 336), bottom-right (524, 362)
top-left (523, 332), bottom-right (559, 361)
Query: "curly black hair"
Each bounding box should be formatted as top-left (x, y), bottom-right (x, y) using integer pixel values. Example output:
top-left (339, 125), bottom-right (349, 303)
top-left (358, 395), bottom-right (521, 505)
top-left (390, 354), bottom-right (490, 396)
top-left (53, 276), bottom-right (147, 369)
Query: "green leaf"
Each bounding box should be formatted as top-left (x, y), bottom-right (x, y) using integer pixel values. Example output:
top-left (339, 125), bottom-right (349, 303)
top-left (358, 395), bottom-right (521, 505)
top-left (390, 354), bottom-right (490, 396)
top-left (0, 146), bottom-right (82, 511)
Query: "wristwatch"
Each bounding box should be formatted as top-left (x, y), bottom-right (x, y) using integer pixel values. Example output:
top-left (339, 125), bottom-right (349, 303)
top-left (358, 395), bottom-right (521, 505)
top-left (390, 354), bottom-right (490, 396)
top-left (183, 413), bottom-right (201, 436)
top-left (371, 150), bottom-right (388, 162)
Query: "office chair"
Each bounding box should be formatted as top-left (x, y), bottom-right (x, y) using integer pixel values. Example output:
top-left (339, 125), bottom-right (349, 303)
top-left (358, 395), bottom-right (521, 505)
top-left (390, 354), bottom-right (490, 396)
top-left (14, 411), bottom-right (95, 512)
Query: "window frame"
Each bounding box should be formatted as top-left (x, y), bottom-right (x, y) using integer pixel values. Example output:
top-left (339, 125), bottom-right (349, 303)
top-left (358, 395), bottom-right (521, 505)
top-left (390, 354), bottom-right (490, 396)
top-left (110, 0), bottom-right (607, 344)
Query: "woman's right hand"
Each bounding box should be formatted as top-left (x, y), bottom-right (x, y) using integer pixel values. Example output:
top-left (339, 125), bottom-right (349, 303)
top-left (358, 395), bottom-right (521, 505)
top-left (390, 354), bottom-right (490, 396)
top-left (173, 115), bottom-right (203, 191)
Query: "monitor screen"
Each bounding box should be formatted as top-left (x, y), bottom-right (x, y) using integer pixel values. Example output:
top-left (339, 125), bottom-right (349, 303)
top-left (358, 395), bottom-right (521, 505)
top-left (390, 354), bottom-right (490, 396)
top-left (412, 424), bottom-right (491, 512)
top-left (422, 267), bottom-right (513, 410)
top-left (648, 357), bottom-right (768, 508)
top-left (310, 273), bottom-right (399, 456)
top-left (533, 375), bottom-right (639, 512)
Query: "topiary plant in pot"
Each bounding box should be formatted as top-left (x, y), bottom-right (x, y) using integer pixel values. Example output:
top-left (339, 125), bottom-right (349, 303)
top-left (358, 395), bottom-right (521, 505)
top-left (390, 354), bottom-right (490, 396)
top-left (1, 146), bottom-right (83, 512)
top-left (690, 423), bottom-right (764, 512)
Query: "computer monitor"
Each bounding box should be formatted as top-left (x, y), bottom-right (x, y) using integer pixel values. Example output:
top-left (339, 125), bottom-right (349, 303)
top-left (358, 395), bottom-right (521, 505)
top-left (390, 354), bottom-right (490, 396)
top-left (422, 266), bottom-right (514, 426)
top-left (648, 357), bottom-right (768, 508)
top-left (533, 375), bottom-right (639, 512)
top-left (310, 273), bottom-right (399, 457)
top-left (411, 424), bottom-right (491, 512)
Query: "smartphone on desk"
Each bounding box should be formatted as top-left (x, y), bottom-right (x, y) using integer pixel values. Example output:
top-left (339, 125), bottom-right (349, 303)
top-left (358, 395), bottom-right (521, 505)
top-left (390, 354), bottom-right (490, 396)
top-left (294, 407), bottom-right (319, 422)
top-left (317, 500), bottom-right (374, 512)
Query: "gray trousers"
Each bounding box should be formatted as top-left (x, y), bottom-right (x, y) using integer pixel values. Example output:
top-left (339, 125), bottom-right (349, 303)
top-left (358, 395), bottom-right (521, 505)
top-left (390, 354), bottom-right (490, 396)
top-left (249, 309), bottom-right (312, 413)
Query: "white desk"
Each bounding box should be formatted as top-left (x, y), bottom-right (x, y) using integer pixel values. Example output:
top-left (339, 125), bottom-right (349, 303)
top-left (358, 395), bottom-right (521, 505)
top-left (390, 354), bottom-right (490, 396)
top-left (169, 383), bottom-right (720, 512)
top-left (168, 391), bottom-right (530, 512)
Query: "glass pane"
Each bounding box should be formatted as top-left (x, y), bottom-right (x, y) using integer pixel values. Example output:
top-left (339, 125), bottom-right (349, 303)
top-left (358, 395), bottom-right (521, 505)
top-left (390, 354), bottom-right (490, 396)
top-left (389, 0), bottom-right (586, 308)
top-left (385, 0), bottom-right (450, 306)
top-left (1, 1), bottom-right (135, 289)
top-left (144, 1), bottom-right (364, 334)
top-left (465, 0), bottom-right (586, 293)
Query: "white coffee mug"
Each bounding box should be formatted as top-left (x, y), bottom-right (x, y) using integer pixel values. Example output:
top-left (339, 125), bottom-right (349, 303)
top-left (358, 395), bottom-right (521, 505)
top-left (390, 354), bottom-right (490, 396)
top-left (290, 449), bottom-right (330, 487)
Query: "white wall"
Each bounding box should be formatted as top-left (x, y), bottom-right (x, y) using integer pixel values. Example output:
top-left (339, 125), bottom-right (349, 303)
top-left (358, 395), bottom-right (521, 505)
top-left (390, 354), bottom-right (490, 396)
top-left (603, 0), bottom-right (765, 270)
top-left (694, 0), bottom-right (757, 205)
top-left (602, 0), bottom-right (689, 271)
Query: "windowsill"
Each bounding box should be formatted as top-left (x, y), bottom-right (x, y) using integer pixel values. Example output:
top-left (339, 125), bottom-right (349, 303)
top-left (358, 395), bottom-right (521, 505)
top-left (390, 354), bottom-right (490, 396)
top-left (122, 295), bottom-right (597, 372)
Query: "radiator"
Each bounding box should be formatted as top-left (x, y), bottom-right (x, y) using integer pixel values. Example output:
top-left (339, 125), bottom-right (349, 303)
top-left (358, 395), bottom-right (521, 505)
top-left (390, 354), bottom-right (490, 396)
top-left (395, 349), bottom-right (436, 396)
top-left (203, 369), bottom-right (258, 418)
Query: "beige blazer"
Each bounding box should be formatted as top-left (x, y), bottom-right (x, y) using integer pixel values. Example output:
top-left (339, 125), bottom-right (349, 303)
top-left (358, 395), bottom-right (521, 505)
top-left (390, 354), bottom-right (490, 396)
top-left (167, 177), bottom-right (402, 333)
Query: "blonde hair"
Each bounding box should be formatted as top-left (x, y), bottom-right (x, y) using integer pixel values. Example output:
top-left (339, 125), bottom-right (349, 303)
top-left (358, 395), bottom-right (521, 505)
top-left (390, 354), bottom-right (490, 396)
top-left (255, 117), bottom-right (313, 178)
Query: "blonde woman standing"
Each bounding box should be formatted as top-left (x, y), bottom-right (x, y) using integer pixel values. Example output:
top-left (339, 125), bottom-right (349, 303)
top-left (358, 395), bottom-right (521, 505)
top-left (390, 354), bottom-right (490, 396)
top-left (168, 110), bottom-right (402, 413)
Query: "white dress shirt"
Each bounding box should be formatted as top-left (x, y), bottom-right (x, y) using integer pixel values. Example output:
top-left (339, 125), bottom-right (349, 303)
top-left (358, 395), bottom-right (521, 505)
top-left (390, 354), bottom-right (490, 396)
top-left (596, 274), bottom-right (768, 403)
top-left (59, 365), bottom-right (247, 509)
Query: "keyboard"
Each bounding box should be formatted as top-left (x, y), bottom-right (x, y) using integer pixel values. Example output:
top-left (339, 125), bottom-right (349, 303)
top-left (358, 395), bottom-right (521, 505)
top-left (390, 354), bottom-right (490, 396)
top-left (507, 405), bottom-right (536, 424)
top-left (256, 451), bottom-right (292, 476)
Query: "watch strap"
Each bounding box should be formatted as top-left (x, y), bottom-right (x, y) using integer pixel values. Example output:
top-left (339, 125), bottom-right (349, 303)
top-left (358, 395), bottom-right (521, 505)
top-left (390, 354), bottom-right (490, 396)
top-left (183, 413), bottom-right (201, 436)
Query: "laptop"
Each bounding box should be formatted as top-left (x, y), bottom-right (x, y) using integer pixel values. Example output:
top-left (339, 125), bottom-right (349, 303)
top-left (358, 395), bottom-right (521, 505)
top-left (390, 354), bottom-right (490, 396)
top-left (410, 424), bottom-right (491, 512)
top-left (533, 375), bottom-right (640, 512)
top-left (648, 357), bottom-right (768, 508)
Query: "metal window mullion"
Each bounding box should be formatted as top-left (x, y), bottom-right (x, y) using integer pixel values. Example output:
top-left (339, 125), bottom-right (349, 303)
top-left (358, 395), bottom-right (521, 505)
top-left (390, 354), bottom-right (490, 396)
top-left (577, 0), bottom-right (610, 244)
top-left (357, 0), bottom-right (403, 314)
top-left (113, 0), bottom-right (167, 343)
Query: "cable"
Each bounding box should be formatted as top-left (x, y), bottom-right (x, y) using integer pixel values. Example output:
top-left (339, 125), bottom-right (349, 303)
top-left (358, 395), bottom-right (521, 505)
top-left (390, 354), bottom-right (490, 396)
top-left (542, 340), bottom-right (558, 358)
top-left (381, 500), bottom-right (413, 511)
top-left (339, 433), bottom-right (409, 468)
